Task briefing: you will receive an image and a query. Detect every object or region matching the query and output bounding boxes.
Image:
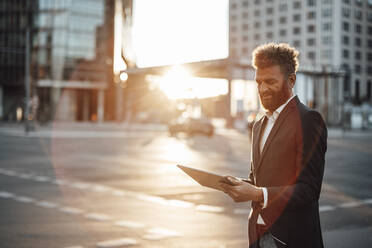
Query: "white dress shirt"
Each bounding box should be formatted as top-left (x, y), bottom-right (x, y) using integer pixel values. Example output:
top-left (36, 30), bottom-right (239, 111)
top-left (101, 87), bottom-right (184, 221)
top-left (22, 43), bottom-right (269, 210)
top-left (257, 94), bottom-right (296, 225)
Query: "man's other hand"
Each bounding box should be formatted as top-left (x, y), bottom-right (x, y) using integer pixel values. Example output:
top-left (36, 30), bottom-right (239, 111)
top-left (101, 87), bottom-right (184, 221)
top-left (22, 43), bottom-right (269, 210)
top-left (219, 176), bottom-right (263, 203)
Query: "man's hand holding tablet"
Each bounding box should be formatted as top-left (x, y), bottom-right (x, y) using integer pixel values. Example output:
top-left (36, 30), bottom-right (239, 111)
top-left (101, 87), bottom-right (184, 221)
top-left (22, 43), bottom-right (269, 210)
top-left (177, 164), bottom-right (263, 203)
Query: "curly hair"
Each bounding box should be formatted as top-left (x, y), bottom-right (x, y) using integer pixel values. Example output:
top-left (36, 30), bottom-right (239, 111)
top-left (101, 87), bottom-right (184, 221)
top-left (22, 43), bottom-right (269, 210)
top-left (252, 43), bottom-right (299, 78)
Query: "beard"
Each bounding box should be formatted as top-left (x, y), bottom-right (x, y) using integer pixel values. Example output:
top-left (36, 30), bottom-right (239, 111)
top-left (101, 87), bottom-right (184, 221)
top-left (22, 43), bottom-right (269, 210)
top-left (260, 82), bottom-right (291, 113)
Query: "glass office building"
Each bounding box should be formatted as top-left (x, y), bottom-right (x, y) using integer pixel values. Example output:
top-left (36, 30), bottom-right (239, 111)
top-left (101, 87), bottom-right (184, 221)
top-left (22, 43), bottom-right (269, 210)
top-left (0, 0), bottom-right (114, 122)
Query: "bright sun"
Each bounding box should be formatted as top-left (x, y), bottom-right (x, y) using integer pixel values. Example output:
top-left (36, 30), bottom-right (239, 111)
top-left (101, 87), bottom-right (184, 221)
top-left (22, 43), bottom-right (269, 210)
top-left (147, 66), bottom-right (228, 100)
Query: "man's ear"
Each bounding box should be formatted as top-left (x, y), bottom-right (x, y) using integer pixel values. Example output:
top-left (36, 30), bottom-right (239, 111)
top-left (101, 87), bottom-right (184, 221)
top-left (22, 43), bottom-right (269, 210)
top-left (288, 73), bottom-right (296, 89)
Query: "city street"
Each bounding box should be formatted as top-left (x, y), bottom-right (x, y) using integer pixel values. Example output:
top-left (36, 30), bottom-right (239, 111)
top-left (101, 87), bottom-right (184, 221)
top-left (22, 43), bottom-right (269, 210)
top-left (0, 123), bottom-right (372, 248)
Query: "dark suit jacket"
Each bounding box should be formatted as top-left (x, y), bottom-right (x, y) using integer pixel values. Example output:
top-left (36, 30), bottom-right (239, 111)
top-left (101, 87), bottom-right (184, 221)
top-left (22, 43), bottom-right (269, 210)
top-left (247, 96), bottom-right (327, 248)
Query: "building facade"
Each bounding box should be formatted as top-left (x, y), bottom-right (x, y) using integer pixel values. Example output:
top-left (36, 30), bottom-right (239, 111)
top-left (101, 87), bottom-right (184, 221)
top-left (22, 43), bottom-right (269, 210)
top-left (229, 0), bottom-right (372, 126)
top-left (0, 0), bottom-right (116, 123)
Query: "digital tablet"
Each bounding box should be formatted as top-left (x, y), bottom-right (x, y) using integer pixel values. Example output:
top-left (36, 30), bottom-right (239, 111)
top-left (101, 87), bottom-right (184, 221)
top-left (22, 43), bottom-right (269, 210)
top-left (177, 164), bottom-right (231, 191)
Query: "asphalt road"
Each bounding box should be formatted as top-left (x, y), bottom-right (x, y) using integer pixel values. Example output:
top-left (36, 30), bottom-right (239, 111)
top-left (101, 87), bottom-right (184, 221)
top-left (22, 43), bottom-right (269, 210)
top-left (0, 125), bottom-right (371, 248)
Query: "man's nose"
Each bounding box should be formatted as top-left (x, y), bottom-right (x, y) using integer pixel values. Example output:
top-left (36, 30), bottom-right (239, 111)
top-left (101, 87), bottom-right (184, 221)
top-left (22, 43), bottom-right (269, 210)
top-left (258, 83), bottom-right (268, 93)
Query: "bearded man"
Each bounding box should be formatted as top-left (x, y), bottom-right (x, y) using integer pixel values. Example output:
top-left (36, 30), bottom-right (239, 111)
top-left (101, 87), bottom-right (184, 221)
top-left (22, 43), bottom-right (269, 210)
top-left (220, 43), bottom-right (327, 248)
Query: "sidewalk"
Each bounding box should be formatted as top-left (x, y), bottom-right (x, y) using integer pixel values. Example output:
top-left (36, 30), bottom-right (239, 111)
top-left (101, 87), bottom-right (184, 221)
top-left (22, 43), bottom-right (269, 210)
top-left (0, 122), bottom-right (167, 138)
top-left (1, 121), bottom-right (372, 139)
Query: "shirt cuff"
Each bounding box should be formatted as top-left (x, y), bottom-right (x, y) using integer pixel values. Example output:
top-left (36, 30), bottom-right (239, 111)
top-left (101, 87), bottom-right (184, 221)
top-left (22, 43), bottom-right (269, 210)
top-left (261, 187), bottom-right (268, 209)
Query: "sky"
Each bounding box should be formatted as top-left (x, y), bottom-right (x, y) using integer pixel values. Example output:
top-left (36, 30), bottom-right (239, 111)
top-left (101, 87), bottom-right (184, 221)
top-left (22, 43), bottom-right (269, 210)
top-left (132, 0), bottom-right (229, 68)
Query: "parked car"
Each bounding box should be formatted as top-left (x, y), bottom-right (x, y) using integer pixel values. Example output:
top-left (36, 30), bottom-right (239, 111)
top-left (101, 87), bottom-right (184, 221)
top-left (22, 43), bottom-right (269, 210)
top-left (168, 118), bottom-right (214, 137)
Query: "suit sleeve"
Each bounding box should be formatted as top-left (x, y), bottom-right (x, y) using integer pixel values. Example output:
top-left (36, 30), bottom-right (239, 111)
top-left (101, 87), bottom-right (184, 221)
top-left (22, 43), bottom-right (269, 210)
top-left (266, 111), bottom-right (327, 210)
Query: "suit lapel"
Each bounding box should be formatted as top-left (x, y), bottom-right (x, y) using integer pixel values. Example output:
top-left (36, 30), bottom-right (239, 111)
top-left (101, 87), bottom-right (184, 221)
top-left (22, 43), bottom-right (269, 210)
top-left (253, 116), bottom-right (266, 168)
top-left (255, 96), bottom-right (299, 174)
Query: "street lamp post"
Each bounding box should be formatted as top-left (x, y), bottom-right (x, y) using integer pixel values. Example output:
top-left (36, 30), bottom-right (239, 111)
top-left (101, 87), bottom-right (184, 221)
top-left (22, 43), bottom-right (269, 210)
top-left (24, 26), bottom-right (31, 133)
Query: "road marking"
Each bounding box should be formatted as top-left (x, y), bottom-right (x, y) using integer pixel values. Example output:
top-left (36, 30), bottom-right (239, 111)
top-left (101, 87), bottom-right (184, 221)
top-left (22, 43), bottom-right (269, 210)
top-left (362, 198), bottom-right (372, 204)
top-left (338, 201), bottom-right (363, 208)
top-left (59, 206), bottom-right (85, 215)
top-left (167, 199), bottom-right (195, 208)
top-left (35, 201), bottom-right (59, 208)
top-left (114, 220), bottom-right (146, 229)
top-left (96, 238), bottom-right (138, 248)
top-left (5, 168), bottom-right (372, 215)
top-left (112, 190), bottom-right (126, 196)
top-left (196, 204), bottom-right (225, 213)
top-left (18, 173), bottom-right (33, 179)
top-left (1, 170), bottom-right (16, 176)
top-left (90, 185), bottom-right (111, 193)
top-left (14, 196), bottom-right (34, 203)
top-left (52, 179), bottom-right (69, 185)
top-left (71, 182), bottom-right (91, 189)
top-left (0, 191), bottom-right (14, 198)
top-left (146, 227), bottom-right (181, 238)
top-left (234, 208), bottom-right (251, 215)
top-left (32, 176), bottom-right (50, 182)
top-left (319, 205), bottom-right (336, 212)
top-left (85, 213), bottom-right (113, 222)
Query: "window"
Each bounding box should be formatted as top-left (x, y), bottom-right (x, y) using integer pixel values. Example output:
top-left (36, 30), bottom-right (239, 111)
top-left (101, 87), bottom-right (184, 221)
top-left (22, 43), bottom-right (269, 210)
top-left (323, 0), bottom-right (332, 4)
top-left (242, 1), bottom-right (249, 7)
top-left (343, 49), bottom-right (349, 58)
top-left (355, 10), bottom-right (362, 20)
top-left (293, 14), bottom-right (301, 22)
top-left (242, 24), bottom-right (249, 30)
top-left (368, 53), bottom-right (372, 61)
top-left (342, 8), bottom-right (350, 18)
top-left (308, 25), bottom-right (316, 32)
top-left (308, 0), bottom-right (315, 6)
top-left (368, 13), bottom-right (372, 22)
top-left (355, 51), bottom-right (362, 60)
top-left (355, 24), bottom-right (362, 33)
top-left (293, 27), bottom-right (301, 34)
top-left (294, 40), bottom-right (301, 47)
top-left (368, 67), bottom-right (372, 75)
top-left (266, 20), bottom-right (273, 26)
top-left (343, 0), bottom-right (350, 4)
top-left (307, 38), bottom-right (315, 45)
top-left (242, 47), bottom-right (249, 54)
top-left (355, 65), bottom-right (361, 74)
top-left (231, 26), bottom-right (237, 32)
top-left (242, 36), bottom-right (249, 42)
top-left (323, 23), bottom-right (332, 31)
top-left (368, 26), bottom-right (372, 35)
top-left (279, 3), bottom-right (287, 11)
top-left (355, 37), bottom-right (361, 47)
top-left (255, 0), bottom-right (261, 4)
top-left (308, 11), bottom-right (316, 19)
top-left (322, 50), bottom-right (332, 59)
top-left (369, 0), bottom-right (372, 6)
top-left (266, 32), bottom-right (273, 38)
top-left (280, 30), bottom-right (287, 36)
top-left (343, 22), bottom-right (350, 31)
top-left (294, 2), bottom-right (301, 8)
top-left (280, 17), bottom-right (287, 24)
top-left (355, 0), bottom-right (362, 6)
top-left (323, 9), bottom-right (332, 17)
top-left (230, 37), bottom-right (237, 44)
top-left (323, 36), bottom-right (332, 44)
top-left (308, 51), bottom-right (315, 59)
top-left (254, 22), bottom-right (261, 28)
top-left (231, 15), bottom-right (237, 21)
top-left (267, 8), bottom-right (273, 14)
top-left (343, 35), bottom-right (349, 44)
top-left (231, 3), bottom-right (237, 9)
top-left (243, 12), bottom-right (249, 18)
top-left (368, 39), bottom-right (372, 48)
top-left (254, 33), bottom-right (261, 40)
top-left (254, 10), bottom-right (260, 17)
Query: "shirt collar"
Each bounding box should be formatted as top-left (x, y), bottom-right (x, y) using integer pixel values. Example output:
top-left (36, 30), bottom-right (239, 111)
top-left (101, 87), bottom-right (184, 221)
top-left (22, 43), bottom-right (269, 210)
top-left (265, 94), bottom-right (296, 121)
